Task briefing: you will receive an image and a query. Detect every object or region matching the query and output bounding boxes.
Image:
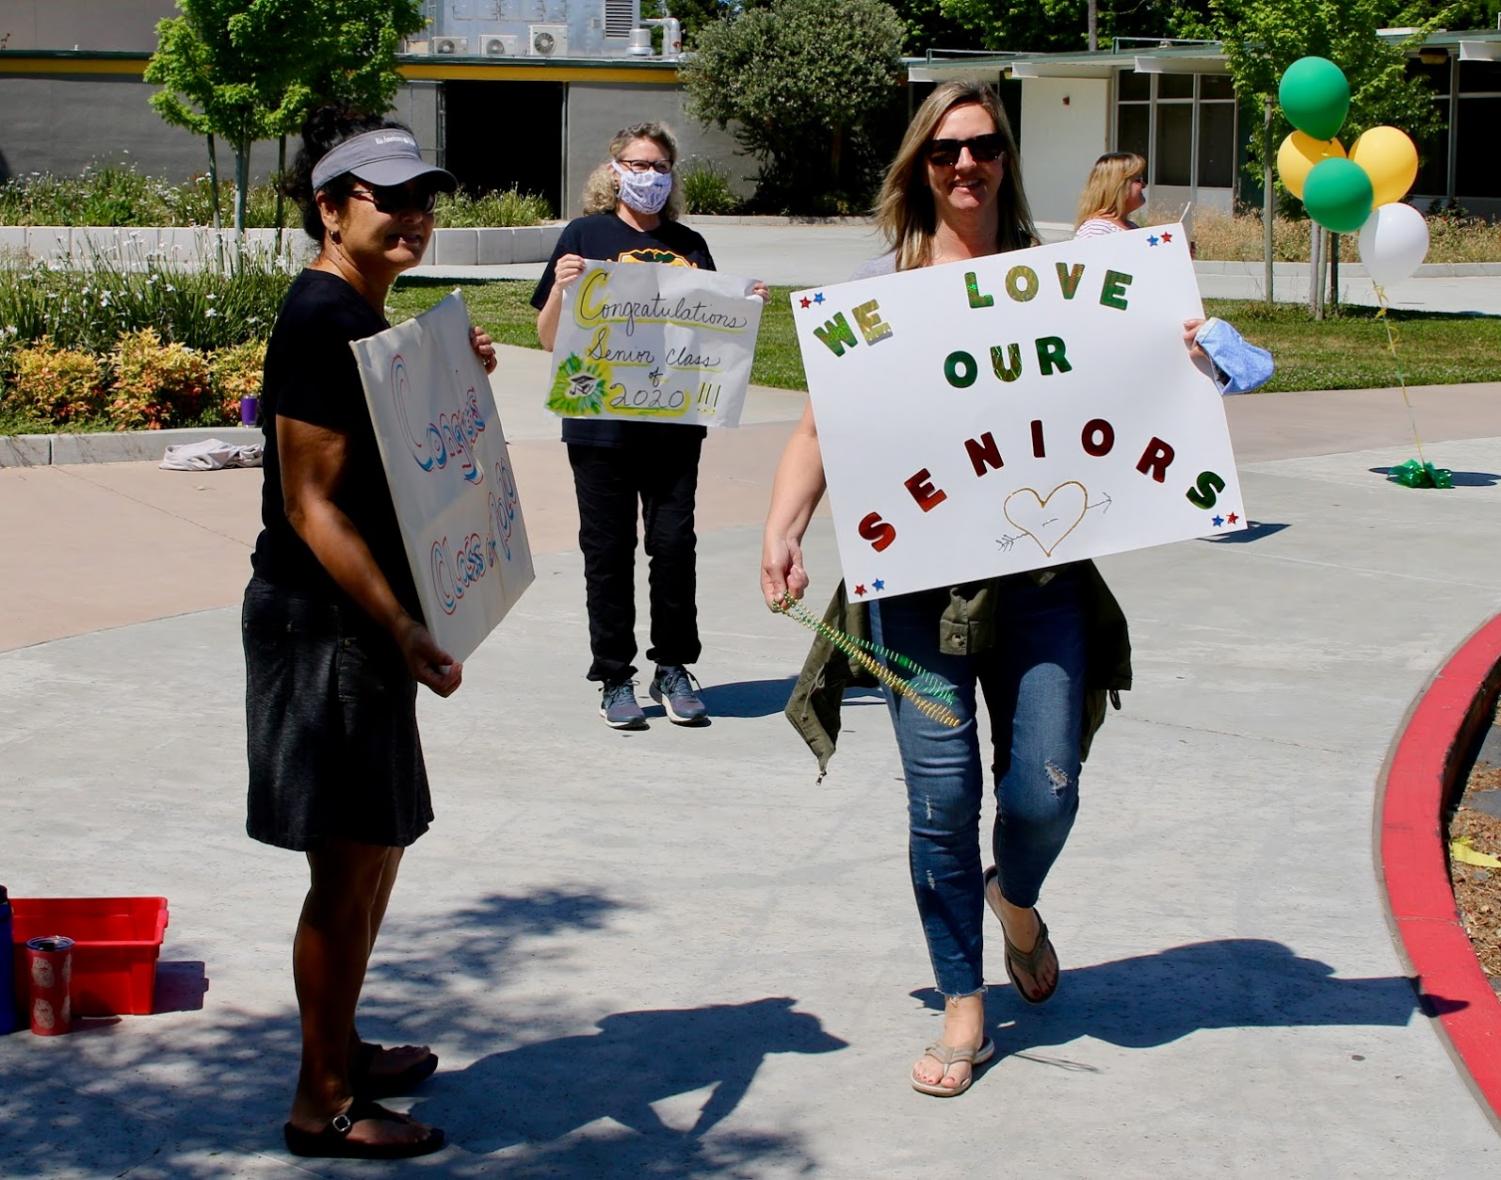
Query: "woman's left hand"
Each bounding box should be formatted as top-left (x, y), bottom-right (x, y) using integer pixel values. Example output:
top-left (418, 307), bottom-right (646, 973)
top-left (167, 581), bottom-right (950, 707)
top-left (1182, 318), bottom-right (1209, 363)
top-left (750, 280), bottom-right (770, 303)
top-left (470, 324), bottom-right (498, 374)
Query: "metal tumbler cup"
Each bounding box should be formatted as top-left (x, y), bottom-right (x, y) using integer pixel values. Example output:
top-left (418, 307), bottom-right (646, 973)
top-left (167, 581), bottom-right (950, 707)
top-left (26, 935), bottom-right (73, 1036)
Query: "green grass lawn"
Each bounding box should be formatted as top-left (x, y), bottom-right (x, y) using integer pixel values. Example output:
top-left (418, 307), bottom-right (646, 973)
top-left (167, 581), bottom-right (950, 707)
top-left (388, 279), bottom-right (1501, 395)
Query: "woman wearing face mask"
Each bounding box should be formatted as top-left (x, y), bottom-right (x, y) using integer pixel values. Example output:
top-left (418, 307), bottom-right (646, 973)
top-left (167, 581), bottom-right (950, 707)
top-left (535, 123), bottom-right (767, 730)
top-left (1074, 151), bottom-right (1148, 237)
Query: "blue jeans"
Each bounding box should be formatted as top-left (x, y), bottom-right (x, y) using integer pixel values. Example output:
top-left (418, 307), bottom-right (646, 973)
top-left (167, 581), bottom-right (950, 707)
top-left (869, 571), bottom-right (1086, 997)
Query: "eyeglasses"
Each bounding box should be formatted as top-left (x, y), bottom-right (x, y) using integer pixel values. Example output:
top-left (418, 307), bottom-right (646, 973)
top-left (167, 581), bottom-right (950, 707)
top-left (348, 184), bottom-right (438, 215)
top-left (617, 158), bottom-right (673, 175)
top-left (926, 133), bottom-right (1006, 167)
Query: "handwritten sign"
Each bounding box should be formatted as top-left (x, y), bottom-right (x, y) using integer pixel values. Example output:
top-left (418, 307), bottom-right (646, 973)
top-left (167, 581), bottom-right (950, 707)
top-left (793, 224), bottom-right (1247, 600)
top-left (547, 261), bottom-right (763, 428)
top-left (352, 291), bottom-right (534, 663)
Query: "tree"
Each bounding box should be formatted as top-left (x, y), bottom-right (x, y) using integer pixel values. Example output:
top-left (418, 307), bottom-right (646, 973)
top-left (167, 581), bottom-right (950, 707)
top-left (891, 0), bottom-right (1214, 55)
top-left (145, 0), bottom-right (422, 236)
top-left (1182, 1), bottom-right (1448, 192)
top-left (682, 0), bottom-right (906, 213)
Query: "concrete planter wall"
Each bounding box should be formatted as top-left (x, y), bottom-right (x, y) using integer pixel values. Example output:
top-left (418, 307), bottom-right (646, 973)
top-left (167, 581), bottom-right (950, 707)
top-left (0, 224), bottom-right (563, 270)
top-left (0, 426), bottom-right (264, 468)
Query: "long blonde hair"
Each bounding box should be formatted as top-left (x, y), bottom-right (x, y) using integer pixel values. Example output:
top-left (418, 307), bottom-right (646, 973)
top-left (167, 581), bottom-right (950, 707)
top-left (1074, 152), bottom-right (1146, 228)
top-left (581, 121), bottom-right (684, 221)
top-left (872, 81), bottom-right (1037, 271)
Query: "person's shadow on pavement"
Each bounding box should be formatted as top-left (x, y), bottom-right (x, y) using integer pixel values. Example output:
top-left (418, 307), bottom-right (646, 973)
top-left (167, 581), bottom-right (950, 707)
top-left (415, 996), bottom-right (847, 1154)
top-left (911, 938), bottom-right (1463, 1067)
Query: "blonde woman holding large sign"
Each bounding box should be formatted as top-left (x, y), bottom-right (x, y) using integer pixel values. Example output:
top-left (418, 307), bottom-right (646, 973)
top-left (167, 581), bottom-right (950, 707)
top-left (762, 83), bottom-right (1147, 1099)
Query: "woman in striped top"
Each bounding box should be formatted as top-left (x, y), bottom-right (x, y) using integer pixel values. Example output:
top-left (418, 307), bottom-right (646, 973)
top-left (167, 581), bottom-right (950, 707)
top-left (1074, 151), bottom-right (1147, 238)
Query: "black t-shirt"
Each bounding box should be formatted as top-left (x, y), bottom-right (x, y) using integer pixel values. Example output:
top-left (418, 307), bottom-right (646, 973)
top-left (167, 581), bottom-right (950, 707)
top-left (250, 269), bottom-right (421, 626)
top-left (532, 213), bottom-right (715, 449)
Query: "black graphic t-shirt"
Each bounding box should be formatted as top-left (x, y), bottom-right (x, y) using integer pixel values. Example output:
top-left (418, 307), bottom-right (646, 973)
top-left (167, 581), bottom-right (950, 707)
top-left (251, 269), bottom-right (421, 627)
top-left (532, 213), bottom-right (715, 448)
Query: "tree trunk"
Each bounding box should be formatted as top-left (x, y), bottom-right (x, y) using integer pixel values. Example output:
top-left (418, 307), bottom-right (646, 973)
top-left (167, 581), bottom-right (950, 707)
top-left (274, 134), bottom-right (287, 257)
top-left (1309, 224), bottom-right (1324, 321)
top-left (1328, 232), bottom-right (1340, 315)
top-left (1087, 1), bottom-right (1097, 51)
top-left (206, 134), bottom-right (222, 232)
top-left (1262, 98), bottom-right (1274, 307)
top-left (234, 142), bottom-right (251, 243)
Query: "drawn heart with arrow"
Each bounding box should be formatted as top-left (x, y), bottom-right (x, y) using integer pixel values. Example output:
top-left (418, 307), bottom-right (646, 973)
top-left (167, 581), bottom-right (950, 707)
top-left (1003, 481), bottom-right (1089, 556)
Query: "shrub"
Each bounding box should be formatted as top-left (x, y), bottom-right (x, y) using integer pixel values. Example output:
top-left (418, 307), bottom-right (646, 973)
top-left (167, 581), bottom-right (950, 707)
top-left (0, 164), bottom-right (296, 228)
top-left (682, 0), bottom-right (905, 214)
top-left (435, 187), bottom-right (552, 228)
top-left (107, 327), bottom-right (211, 430)
top-left (0, 254), bottom-right (292, 356)
top-left (209, 337), bottom-right (268, 424)
top-left (6, 336), bottom-right (107, 424)
top-left (678, 158), bottom-right (741, 216)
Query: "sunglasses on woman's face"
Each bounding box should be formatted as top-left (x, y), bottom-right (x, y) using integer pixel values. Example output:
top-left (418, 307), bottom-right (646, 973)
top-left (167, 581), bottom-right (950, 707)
top-left (348, 183), bottom-right (438, 215)
top-left (926, 133), bottom-right (1005, 167)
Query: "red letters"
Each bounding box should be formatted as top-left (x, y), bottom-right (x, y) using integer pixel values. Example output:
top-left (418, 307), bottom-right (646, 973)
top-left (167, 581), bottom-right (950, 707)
top-left (904, 469), bottom-right (948, 512)
top-left (858, 511), bottom-right (897, 552)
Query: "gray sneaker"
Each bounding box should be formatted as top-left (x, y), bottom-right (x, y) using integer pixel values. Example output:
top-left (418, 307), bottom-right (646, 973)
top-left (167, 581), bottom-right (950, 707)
top-left (649, 664), bottom-right (708, 725)
top-left (599, 679), bottom-right (647, 729)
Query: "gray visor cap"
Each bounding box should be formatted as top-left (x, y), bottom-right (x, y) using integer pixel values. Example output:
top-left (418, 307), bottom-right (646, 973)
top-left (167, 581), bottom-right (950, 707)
top-left (311, 128), bottom-right (457, 193)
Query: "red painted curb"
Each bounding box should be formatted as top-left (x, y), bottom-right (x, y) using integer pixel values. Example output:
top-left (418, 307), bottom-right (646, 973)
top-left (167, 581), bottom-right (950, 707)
top-left (1379, 612), bottom-right (1501, 1124)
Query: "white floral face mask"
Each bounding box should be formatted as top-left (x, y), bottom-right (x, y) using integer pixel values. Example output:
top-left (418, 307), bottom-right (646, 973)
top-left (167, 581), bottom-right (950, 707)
top-left (612, 161), bottom-right (673, 215)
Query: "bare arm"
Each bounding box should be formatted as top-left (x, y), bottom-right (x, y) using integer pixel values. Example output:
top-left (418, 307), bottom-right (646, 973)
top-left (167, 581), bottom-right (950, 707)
top-left (535, 252), bottom-right (587, 350)
top-left (278, 417), bottom-right (462, 697)
top-left (760, 400), bottom-right (827, 607)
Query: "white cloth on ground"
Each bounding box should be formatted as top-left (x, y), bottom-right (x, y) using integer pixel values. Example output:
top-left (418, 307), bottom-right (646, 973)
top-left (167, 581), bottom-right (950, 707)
top-left (159, 438), bottom-right (263, 471)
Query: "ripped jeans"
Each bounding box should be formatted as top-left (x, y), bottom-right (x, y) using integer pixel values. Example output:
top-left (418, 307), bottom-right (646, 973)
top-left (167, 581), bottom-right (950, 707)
top-left (869, 569), bottom-right (1086, 998)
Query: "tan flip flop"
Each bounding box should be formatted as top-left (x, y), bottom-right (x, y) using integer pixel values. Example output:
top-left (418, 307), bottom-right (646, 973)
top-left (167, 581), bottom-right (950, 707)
top-left (985, 866), bottom-right (1059, 1005)
top-left (910, 1037), bottom-right (996, 1097)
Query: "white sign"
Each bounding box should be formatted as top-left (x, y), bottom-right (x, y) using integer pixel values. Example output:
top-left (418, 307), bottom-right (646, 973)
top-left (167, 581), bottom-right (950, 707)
top-left (793, 224), bottom-right (1247, 601)
top-left (547, 261), bottom-right (764, 428)
top-left (352, 291), bottom-right (534, 663)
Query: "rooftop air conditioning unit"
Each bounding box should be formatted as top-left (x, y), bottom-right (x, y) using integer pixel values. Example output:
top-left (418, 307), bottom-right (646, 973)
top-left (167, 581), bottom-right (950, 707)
top-left (529, 24), bottom-right (568, 56)
top-left (483, 34), bottom-right (519, 56)
top-left (431, 36), bottom-right (469, 55)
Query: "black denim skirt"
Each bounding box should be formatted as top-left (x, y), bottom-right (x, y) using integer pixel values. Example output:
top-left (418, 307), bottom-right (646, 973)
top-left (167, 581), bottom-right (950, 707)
top-left (242, 575), bottom-right (433, 851)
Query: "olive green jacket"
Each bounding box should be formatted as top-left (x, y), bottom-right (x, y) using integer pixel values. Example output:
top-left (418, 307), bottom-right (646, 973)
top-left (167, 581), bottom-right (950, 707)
top-left (784, 562), bottom-right (1132, 775)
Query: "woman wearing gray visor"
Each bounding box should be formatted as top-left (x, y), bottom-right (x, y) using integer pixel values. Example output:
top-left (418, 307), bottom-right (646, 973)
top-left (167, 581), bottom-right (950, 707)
top-left (242, 107), bottom-right (496, 1160)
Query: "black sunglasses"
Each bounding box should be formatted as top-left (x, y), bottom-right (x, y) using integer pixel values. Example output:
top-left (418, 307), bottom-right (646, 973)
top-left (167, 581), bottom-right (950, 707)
top-left (926, 133), bottom-right (1005, 167)
top-left (348, 183), bottom-right (439, 215)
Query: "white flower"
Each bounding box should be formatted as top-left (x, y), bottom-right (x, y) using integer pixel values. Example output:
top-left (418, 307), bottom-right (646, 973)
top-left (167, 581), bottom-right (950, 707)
top-left (206, 293), bottom-right (216, 301)
top-left (205, 308), bottom-right (218, 317)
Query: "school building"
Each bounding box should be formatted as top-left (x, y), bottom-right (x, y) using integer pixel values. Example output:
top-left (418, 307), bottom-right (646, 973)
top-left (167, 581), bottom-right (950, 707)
top-left (2, 3), bottom-right (1498, 223)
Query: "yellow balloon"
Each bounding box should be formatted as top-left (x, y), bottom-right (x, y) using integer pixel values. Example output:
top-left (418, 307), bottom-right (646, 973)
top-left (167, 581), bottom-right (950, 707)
top-left (1277, 131), bottom-right (1346, 199)
top-left (1348, 126), bottom-right (1419, 207)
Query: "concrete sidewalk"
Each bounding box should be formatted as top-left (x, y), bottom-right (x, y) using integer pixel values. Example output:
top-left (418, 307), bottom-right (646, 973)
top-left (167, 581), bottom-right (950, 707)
top-left (2, 358), bottom-right (1500, 1176)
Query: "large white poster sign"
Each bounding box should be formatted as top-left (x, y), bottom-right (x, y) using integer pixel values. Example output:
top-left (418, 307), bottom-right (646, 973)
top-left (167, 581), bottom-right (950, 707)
top-left (547, 260), bottom-right (764, 428)
top-left (352, 291), bottom-right (534, 663)
top-left (793, 224), bottom-right (1247, 601)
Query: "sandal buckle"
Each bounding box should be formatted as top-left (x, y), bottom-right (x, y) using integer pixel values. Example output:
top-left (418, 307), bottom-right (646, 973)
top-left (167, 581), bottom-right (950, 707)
top-left (330, 1113), bottom-right (353, 1135)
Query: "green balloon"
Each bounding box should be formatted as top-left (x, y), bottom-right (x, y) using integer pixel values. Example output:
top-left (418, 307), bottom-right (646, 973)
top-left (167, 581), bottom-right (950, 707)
top-left (1279, 56), bottom-right (1350, 140)
top-left (1302, 158), bottom-right (1373, 234)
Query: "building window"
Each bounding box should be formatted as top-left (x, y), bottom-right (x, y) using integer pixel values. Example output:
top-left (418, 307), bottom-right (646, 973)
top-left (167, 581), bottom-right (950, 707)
top-left (1456, 61), bottom-right (1501, 199)
top-left (1114, 71), bottom-right (1238, 192)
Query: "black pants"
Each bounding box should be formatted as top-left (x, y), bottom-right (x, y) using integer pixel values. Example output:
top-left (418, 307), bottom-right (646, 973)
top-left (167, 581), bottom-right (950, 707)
top-left (568, 439), bottom-right (702, 683)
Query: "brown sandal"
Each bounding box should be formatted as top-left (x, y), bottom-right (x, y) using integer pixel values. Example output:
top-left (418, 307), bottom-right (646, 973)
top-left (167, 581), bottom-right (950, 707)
top-left (984, 866), bottom-right (1059, 1005)
top-left (910, 1038), bottom-right (996, 1097)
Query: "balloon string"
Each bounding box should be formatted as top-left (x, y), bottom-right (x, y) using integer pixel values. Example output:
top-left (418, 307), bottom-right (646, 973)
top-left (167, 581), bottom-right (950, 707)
top-left (1374, 284), bottom-right (1426, 465)
top-left (773, 593), bottom-right (963, 728)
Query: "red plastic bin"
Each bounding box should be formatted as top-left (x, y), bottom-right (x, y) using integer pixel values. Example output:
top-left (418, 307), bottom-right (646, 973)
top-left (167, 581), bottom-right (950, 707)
top-left (10, 897), bottom-right (169, 1017)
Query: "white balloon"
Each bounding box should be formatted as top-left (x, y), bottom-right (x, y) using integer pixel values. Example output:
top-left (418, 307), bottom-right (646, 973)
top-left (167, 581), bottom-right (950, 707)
top-left (1358, 202), bottom-right (1429, 288)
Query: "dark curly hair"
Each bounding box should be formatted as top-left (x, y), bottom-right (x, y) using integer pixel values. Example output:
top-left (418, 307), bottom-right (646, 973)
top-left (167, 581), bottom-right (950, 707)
top-left (282, 106), bottom-right (412, 243)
